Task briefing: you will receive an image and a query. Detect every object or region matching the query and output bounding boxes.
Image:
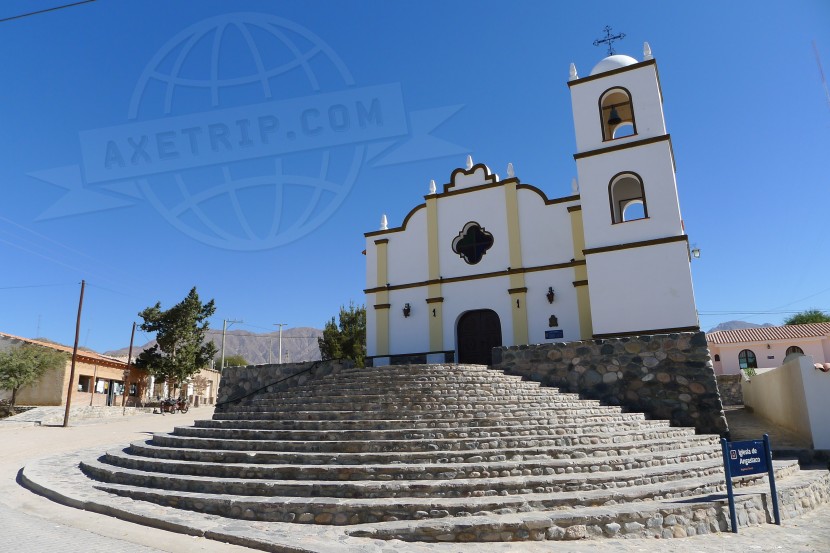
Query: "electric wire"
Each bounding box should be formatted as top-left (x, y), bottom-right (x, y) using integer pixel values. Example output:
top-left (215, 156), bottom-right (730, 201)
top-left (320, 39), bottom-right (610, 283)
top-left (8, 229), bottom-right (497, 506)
top-left (0, 0), bottom-right (96, 24)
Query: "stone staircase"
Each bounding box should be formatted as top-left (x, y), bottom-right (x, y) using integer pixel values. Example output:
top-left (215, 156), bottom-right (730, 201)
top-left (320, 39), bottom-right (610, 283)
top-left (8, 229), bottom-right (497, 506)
top-left (78, 364), bottom-right (830, 542)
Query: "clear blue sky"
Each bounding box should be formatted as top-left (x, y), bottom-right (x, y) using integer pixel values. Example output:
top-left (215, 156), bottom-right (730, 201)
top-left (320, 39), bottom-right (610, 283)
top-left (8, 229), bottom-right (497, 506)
top-left (0, 0), bottom-right (828, 351)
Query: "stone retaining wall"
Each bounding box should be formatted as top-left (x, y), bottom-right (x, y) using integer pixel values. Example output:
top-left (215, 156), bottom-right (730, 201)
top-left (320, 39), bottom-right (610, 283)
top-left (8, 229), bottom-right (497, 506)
top-left (492, 332), bottom-right (728, 436)
top-left (215, 359), bottom-right (354, 410)
top-left (716, 374), bottom-right (744, 406)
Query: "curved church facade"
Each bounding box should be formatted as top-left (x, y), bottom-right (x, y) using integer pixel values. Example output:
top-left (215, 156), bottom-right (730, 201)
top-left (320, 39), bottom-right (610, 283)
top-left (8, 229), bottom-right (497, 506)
top-left (364, 48), bottom-right (700, 367)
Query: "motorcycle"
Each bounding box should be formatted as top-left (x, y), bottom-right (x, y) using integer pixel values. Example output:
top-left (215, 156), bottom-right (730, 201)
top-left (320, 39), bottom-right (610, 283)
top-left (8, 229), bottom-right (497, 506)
top-left (160, 397), bottom-right (189, 414)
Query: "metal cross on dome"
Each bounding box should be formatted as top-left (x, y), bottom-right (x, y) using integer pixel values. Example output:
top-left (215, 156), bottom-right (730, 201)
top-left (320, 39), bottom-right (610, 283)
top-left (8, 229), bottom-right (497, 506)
top-left (593, 25), bottom-right (626, 56)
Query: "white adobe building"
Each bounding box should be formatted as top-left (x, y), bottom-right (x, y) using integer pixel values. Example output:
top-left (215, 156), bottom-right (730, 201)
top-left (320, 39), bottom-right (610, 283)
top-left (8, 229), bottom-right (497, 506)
top-left (364, 45), bottom-right (700, 366)
top-left (707, 323), bottom-right (830, 375)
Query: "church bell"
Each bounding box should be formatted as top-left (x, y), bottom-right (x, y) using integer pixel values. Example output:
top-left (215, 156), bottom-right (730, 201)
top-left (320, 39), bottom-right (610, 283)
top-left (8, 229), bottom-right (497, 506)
top-left (607, 107), bottom-right (622, 126)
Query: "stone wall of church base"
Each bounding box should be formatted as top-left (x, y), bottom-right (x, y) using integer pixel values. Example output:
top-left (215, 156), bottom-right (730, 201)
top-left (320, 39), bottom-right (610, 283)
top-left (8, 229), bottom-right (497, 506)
top-left (716, 374), bottom-right (744, 406)
top-left (215, 359), bottom-right (354, 411)
top-left (492, 331), bottom-right (728, 436)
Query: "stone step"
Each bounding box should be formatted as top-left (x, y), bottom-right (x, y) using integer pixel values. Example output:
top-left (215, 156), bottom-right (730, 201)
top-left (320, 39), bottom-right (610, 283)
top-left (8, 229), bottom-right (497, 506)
top-left (173, 425), bottom-right (672, 442)
top-left (86, 471), bottom-right (726, 524)
top-left (229, 400), bottom-right (613, 414)
top-left (245, 391), bottom-right (583, 406)
top-left (336, 364), bottom-right (497, 377)
top-left (165, 425), bottom-right (702, 454)
top-left (148, 431), bottom-right (718, 460)
top-left (214, 405), bottom-right (626, 421)
top-left (346, 463), bottom-right (825, 542)
top-left (257, 380), bottom-right (564, 395)
top-left (281, 376), bottom-right (534, 390)
top-left (82, 454), bottom-right (725, 499)
top-left (192, 418), bottom-right (673, 438)
top-left (104, 443), bottom-right (722, 481)
top-left (211, 410), bottom-right (650, 425)
top-left (258, 384), bottom-right (561, 400)
top-left (129, 436), bottom-right (720, 466)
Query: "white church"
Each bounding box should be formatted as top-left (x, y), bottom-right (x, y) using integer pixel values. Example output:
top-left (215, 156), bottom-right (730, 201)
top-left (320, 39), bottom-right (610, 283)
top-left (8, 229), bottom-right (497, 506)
top-left (364, 46), bottom-right (700, 366)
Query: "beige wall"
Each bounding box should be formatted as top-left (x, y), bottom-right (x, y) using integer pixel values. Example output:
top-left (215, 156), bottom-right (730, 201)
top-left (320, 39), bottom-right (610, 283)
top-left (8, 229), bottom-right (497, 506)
top-left (9, 356), bottom-right (139, 407)
top-left (189, 368), bottom-right (221, 405)
top-left (742, 355), bottom-right (830, 449)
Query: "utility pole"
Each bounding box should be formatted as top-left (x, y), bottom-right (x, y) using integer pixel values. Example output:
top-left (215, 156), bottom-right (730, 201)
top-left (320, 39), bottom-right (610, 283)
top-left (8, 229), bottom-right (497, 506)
top-left (268, 335), bottom-right (273, 365)
top-left (122, 322), bottom-right (136, 415)
top-left (274, 323), bottom-right (286, 364)
top-left (220, 319), bottom-right (243, 371)
top-left (63, 280), bottom-right (85, 428)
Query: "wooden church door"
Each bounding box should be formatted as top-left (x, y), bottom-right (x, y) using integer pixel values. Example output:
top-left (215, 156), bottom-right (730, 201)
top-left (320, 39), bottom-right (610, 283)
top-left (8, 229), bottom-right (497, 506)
top-left (456, 309), bottom-right (502, 365)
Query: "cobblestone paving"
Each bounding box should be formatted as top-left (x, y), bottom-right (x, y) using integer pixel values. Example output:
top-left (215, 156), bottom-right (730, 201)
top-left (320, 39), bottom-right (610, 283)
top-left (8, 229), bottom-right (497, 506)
top-left (725, 405), bottom-right (812, 449)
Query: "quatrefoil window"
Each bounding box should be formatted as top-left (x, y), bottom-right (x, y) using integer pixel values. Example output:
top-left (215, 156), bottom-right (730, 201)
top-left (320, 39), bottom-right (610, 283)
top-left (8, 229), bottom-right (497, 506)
top-left (452, 222), bottom-right (494, 265)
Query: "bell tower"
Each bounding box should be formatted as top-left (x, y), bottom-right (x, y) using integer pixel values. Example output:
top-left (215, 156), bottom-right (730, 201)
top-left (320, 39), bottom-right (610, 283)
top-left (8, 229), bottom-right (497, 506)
top-left (568, 44), bottom-right (699, 338)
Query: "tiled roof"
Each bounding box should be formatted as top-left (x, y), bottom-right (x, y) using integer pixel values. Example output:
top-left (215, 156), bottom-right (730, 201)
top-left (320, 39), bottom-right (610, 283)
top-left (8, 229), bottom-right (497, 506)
top-left (0, 331), bottom-right (127, 367)
top-left (706, 323), bottom-right (830, 345)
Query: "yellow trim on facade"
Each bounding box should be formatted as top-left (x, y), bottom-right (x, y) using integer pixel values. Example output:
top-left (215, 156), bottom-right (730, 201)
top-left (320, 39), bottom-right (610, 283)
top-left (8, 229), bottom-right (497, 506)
top-left (509, 288), bottom-right (529, 345)
top-left (425, 196), bottom-right (443, 351)
top-left (568, 207), bottom-right (593, 339)
top-left (504, 182), bottom-right (528, 344)
top-left (374, 240), bottom-right (390, 356)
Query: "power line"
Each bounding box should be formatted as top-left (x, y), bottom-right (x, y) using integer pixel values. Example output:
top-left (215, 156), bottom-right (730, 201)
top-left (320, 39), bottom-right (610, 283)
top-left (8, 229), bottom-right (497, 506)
top-left (0, 283), bottom-right (75, 290)
top-left (85, 282), bottom-right (138, 298)
top-left (0, 0), bottom-right (96, 24)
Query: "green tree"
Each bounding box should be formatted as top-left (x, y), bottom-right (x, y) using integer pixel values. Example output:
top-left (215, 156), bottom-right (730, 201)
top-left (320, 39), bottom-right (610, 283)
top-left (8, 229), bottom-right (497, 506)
top-left (135, 287), bottom-right (217, 394)
top-left (215, 354), bottom-right (248, 369)
top-left (784, 309), bottom-right (830, 325)
top-left (0, 344), bottom-right (67, 407)
top-left (318, 302), bottom-right (366, 367)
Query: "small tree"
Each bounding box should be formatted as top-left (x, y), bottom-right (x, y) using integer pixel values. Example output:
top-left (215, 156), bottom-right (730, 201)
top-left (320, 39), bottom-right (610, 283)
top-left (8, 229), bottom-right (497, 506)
top-left (318, 302), bottom-right (366, 367)
top-left (0, 344), bottom-right (67, 408)
top-left (215, 354), bottom-right (248, 369)
top-left (784, 309), bottom-right (830, 325)
top-left (134, 287), bottom-right (217, 396)
top-left (191, 374), bottom-right (210, 397)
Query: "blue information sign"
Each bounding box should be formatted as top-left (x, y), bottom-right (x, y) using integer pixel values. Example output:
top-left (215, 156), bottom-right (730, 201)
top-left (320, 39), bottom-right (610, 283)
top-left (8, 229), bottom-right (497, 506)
top-left (720, 434), bottom-right (780, 533)
top-left (727, 439), bottom-right (768, 476)
top-left (545, 330), bottom-right (564, 339)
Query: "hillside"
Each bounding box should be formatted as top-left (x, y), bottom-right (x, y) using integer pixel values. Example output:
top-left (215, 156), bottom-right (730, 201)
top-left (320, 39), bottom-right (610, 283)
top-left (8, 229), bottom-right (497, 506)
top-left (105, 327), bottom-right (322, 365)
top-left (707, 320), bottom-right (775, 333)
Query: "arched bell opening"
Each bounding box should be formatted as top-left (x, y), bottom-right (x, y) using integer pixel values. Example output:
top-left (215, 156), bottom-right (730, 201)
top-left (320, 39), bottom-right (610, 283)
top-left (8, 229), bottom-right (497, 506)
top-left (599, 87), bottom-right (636, 141)
top-left (609, 172), bottom-right (648, 224)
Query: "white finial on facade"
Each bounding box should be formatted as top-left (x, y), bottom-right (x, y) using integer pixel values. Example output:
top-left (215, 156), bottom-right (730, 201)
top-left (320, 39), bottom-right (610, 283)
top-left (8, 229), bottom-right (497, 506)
top-left (494, 174), bottom-right (500, 181)
top-left (380, 213), bottom-right (388, 230)
top-left (507, 162), bottom-right (514, 178)
top-left (569, 63), bottom-right (579, 81)
top-left (643, 42), bottom-right (653, 60)
top-left (465, 155), bottom-right (473, 170)
top-left (429, 179), bottom-right (436, 194)
top-left (571, 177), bottom-right (579, 195)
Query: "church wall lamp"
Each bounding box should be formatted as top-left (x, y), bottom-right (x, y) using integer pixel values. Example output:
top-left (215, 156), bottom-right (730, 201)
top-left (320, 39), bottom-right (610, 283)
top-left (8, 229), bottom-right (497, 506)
top-left (546, 287), bottom-right (555, 304)
top-left (403, 303), bottom-right (411, 318)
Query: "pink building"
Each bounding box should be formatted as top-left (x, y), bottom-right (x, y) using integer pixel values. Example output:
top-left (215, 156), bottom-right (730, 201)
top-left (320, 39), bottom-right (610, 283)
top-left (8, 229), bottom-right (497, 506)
top-left (707, 323), bottom-right (830, 375)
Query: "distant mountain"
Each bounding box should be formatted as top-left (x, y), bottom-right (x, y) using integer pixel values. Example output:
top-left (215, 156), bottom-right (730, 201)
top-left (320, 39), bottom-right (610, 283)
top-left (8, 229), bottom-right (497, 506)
top-left (105, 327), bottom-right (323, 366)
top-left (707, 320), bottom-right (775, 333)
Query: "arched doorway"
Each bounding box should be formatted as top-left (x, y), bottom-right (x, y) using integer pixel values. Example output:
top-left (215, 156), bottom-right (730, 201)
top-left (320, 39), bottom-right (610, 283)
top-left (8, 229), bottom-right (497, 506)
top-left (457, 309), bottom-right (502, 365)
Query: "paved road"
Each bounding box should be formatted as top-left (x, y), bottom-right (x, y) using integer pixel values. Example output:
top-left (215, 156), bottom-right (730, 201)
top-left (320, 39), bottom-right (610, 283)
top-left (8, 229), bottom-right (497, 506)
top-left (0, 408), bottom-right (252, 553)
top-left (2, 408), bottom-right (830, 552)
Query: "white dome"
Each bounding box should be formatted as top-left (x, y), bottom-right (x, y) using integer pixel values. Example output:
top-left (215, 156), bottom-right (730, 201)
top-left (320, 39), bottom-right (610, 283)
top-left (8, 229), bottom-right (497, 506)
top-left (589, 54), bottom-right (638, 76)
